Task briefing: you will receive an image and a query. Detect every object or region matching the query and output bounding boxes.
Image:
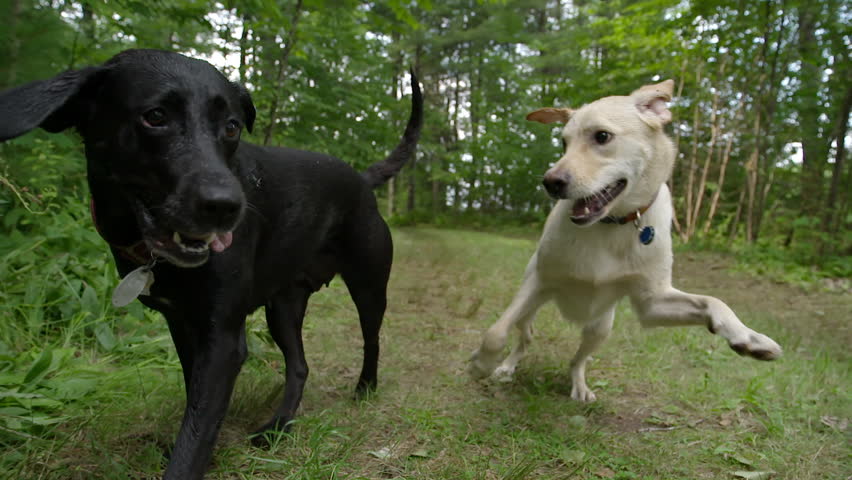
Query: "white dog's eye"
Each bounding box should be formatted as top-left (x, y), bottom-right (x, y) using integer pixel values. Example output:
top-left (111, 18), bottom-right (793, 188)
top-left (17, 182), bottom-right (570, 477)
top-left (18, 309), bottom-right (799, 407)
top-left (561, 138), bottom-right (567, 152)
top-left (593, 131), bottom-right (612, 145)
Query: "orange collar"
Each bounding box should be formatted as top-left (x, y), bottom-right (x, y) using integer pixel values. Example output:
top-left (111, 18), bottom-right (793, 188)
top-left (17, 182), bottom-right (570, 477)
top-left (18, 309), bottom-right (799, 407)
top-left (600, 191), bottom-right (658, 225)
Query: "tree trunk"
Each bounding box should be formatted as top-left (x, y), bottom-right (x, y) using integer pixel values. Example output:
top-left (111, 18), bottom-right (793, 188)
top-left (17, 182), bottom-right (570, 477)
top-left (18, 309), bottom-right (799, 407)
top-left (432, 168), bottom-right (441, 216)
top-left (751, 2), bottom-right (789, 241)
top-left (407, 155), bottom-right (416, 213)
top-left (468, 52), bottom-right (484, 210)
top-left (669, 61), bottom-right (688, 238)
top-left (745, 108), bottom-right (761, 243)
top-left (703, 98), bottom-right (744, 234)
top-left (823, 82), bottom-right (852, 232)
top-left (238, 15), bottom-right (250, 84)
top-left (386, 35), bottom-right (407, 218)
top-left (262, 0), bottom-right (304, 146)
top-left (796, 3), bottom-right (826, 215)
top-left (683, 63), bottom-right (703, 242)
top-left (4, 0), bottom-right (21, 89)
top-left (728, 185), bottom-right (746, 241)
top-left (689, 61), bottom-right (724, 239)
top-left (387, 177), bottom-right (396, 218)
top-left (451, 72), bottom-right (461, 210)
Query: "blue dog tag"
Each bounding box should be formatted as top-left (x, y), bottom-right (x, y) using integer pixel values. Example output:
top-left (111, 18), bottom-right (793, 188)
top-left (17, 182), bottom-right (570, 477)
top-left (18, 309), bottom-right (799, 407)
top-left (638, 226), bottom-right (655, 245)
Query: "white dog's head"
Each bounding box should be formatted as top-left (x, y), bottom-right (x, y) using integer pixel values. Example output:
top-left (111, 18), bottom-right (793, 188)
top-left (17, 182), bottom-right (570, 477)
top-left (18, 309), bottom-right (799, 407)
top-left (528, 80), bottom-right (676, 226)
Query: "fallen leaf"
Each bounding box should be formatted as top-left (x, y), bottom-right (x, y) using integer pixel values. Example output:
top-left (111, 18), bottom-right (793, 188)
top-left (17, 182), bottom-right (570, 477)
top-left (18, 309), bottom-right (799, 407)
top-left (368, 447), bottom-right (393, 460)
top-left (409, 449), bottom-right (430, 458)
top-left (820, 416), bottom-right (849, 431)
top-left (560, 449), bottom-right (586, 465)
top-left (595, 467), bottom-right (615, 478)
top-left (731, 471), bottom-right (774, 480)
top-left (713, 444), bottom-right (735, 456)
top-left (567, 415), bottom-right (587, 428)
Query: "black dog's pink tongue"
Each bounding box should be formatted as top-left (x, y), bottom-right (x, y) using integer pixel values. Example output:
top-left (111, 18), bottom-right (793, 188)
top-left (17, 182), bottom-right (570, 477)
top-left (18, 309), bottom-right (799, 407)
top-left (209, 232), bottom-right (233, 253)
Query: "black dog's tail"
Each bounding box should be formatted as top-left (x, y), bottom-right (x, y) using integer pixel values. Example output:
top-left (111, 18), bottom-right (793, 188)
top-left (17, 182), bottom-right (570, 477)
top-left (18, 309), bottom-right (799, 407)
top-left (362, 69), bottom-right (423, 189)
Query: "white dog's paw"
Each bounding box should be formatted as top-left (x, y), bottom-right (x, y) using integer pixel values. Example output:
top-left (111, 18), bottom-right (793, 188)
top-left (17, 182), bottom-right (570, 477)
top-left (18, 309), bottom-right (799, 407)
top-left (492, 364), bottom-right (516, 383)
top-left (729, 331), bottom-right (782, 361)
top-left (570, 383), bottom-right (597, 403)
top-left (468, 350), bottom-right (499, 379)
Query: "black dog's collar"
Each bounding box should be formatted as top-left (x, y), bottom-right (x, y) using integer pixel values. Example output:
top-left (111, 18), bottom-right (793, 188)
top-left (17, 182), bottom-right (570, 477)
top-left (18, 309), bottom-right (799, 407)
top-left (600, 191), bottom-right (659, 225)
top-left (89, 199), bottom-right (151, 265)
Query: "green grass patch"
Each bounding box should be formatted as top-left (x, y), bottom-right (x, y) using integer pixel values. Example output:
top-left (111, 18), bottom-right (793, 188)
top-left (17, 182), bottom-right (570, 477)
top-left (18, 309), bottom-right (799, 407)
top-left (0, 226), bottom-right (849, 479)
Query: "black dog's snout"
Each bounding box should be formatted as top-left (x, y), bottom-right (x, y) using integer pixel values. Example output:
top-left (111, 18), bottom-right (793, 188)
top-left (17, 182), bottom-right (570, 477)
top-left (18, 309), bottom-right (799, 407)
top-left (543, 170), bottom-right (571, 198)
top-left (195, 183), bottom-right (245, 228)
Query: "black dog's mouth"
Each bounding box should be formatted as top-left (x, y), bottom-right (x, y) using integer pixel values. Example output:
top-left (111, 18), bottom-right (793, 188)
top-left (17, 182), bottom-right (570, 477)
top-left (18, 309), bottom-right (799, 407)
top-left (133, 198), bottom-right (236, 268)
top-left (148, 231), bottom-right (234, 267)
top-left (569, 179), bottom-right (628, 225)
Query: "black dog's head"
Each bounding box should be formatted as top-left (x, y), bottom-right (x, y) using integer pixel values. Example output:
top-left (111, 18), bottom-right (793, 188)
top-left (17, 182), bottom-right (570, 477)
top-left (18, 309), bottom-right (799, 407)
top-left (0, 49), bottom-right (256, 267)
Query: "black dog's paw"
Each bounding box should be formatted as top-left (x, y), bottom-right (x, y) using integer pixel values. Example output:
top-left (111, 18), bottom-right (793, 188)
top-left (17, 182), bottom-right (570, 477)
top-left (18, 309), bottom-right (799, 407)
top-left (354, 378), bottom-right (378, 401)
top-left (249, 417), bottom-right (293, 447)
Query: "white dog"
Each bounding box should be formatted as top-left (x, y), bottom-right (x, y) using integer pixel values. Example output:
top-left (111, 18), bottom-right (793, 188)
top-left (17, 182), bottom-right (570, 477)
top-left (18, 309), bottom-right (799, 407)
top-left (469, 80), bottom-right (782, 402)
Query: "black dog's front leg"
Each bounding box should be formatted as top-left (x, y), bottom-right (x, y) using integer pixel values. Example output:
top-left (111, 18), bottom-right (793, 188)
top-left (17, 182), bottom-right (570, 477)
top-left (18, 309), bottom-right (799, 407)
top-left (251, 287), bottom-right (311, 443)
top-left (165, 314), bottom-right (199, 393)
top-left (164, 318), bottom-right (248, 480)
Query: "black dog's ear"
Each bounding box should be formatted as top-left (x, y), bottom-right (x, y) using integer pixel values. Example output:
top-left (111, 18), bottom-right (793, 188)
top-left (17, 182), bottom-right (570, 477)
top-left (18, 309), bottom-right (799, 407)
top-left (233, 82), bottom-right (256, 133)
top-left (0, 66), bottom-right (105, 141)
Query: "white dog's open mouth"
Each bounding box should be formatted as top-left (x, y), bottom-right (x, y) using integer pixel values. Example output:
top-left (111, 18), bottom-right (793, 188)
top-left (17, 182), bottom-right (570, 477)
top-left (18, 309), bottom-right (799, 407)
top-left (570, 179), bottom-right (628, 225)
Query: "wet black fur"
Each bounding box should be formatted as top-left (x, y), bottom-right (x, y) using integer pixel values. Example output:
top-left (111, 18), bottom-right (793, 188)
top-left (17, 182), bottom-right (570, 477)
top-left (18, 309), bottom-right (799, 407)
top-left (0, 49), bottom-right (422, 480)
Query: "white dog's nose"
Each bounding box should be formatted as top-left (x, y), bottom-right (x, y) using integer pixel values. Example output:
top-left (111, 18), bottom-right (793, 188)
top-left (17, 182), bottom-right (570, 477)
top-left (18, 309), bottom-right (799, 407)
top-left (543, 170), bottom-right (571, 198)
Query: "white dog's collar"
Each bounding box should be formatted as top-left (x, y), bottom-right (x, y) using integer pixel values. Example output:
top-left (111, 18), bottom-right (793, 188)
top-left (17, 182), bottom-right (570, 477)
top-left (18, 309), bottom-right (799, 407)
top-left (599, 190), bottom-right (659, 245)
top-left (600, 190), bottom-right (659, 226)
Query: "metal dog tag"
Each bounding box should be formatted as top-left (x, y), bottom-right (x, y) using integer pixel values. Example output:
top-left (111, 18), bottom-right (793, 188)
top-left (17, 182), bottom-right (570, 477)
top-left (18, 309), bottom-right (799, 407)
top-left (638, 226), bottom-right (655, 245)
top-left (112, 265), bottom-right (155, 307)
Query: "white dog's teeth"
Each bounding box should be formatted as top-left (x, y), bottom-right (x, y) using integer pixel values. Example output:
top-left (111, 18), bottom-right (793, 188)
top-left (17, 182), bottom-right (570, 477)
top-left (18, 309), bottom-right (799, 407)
top-left (584, 207), bottom-right (590, 215)
top-left (173, 232), bottom-right (184, 246)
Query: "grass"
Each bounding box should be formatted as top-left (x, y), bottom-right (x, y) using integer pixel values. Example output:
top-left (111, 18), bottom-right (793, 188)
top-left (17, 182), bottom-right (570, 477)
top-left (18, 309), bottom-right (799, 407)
top-left (1, 226), bottom-right (850, 479)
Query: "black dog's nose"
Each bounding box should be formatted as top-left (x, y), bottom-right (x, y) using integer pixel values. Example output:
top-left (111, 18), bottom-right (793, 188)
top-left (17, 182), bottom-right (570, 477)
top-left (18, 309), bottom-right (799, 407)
top-left (542, 170), bottom-right (570, 198)
top-left (196, 184), bottom-right (244, 227)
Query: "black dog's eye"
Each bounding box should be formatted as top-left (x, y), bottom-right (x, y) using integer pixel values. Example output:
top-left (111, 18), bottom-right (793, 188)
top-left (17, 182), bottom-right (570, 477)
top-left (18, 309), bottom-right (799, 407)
top-left (224, 120), bottom-right (241, 139)
top-left (594, 131), bottom-right (612, 145)
top-left (142, 108), bottom-right (167, 128)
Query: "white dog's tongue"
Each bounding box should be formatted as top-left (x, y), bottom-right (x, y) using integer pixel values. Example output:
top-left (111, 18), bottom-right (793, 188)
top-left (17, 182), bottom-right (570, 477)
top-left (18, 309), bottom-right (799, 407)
top-left (209, 232), bottom-right (233, 253)
top-left (572, 196), bottom-right (603, 218)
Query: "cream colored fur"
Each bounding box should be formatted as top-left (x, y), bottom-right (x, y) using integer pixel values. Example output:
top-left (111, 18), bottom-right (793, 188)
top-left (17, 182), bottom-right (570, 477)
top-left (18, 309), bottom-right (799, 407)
top-left (469, 80), bottom-right (781, 402)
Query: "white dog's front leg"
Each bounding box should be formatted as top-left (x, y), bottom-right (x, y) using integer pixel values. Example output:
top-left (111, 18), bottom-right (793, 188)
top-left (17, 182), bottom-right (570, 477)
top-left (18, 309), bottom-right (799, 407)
top-left (469, 271), bottom-right (547, 379)
top-left (492, 318), bottom-right (535, 381)
top-left (632, 288), bottom-right (781, 360)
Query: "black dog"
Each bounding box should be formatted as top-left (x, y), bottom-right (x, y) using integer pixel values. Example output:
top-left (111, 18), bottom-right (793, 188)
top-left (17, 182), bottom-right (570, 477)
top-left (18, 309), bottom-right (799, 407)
top-left (0, 49), bottom-right (422, 479)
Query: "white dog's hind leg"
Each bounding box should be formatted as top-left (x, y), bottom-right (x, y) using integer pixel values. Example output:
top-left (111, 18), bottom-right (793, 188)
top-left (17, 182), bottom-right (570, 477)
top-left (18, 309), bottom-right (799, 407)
top-left (565, 308), bottom-right (615, 402)
top-left (469, 272), bottom-right (548, 379)
top-left (632, 288), bottom-right (782, 360)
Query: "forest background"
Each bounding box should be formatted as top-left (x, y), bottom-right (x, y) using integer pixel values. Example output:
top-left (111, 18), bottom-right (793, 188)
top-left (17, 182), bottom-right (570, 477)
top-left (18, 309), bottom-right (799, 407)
top-left (0, 1), bottom-right (850, 478)
top-left (0, 0), bottom-right (849, 279)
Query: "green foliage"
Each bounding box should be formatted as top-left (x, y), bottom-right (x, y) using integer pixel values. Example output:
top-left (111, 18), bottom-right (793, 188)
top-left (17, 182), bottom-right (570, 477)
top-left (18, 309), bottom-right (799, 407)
top-left (0, 2), bottom-right (848, 475)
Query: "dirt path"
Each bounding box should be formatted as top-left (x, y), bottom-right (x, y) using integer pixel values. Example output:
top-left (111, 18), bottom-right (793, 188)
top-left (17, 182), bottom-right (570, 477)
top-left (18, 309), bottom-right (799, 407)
top-left (673, 250), bottom-right (851, 352)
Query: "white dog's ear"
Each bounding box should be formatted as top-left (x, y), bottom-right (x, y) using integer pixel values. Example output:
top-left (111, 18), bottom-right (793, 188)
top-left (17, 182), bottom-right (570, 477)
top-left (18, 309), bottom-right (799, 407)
top-left (526, 107), bottom-right (574, 124)
top-left (631, 79), bottom-right (674, 126)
